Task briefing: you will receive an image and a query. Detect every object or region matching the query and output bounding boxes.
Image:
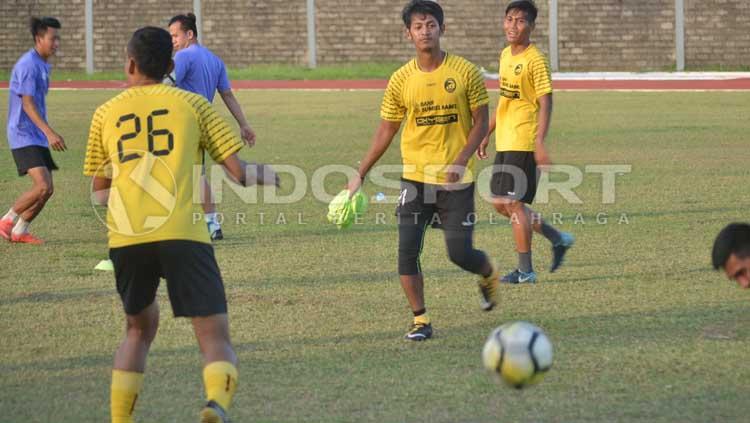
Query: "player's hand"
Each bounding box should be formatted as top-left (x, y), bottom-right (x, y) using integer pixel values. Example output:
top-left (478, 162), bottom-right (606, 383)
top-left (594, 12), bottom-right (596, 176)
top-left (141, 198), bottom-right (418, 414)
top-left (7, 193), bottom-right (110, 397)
top-left (241, 125), bottom-right (256, 147)
top-left (534, 143), bottom-right (552, 170)
top-left (476, 136), bottom-right (490, 160)
top-left (257, 163), bottom-right (280, 187)
top-left (346, 174), bottom-right (363, 197)
top-left (47, 130), bottom-right (66, 151)
top-left (444, 159), bottom-right (468, 184)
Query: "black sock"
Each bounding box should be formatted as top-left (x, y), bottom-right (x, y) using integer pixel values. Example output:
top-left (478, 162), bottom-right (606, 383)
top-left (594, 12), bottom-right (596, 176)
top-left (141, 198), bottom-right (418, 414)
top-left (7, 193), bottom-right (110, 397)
top-left (540, 222), bottom-right (562, 245)
top-left (518, 251), bottom-right (533, 273)
top-left (413, 308), bottom-right (426, 317)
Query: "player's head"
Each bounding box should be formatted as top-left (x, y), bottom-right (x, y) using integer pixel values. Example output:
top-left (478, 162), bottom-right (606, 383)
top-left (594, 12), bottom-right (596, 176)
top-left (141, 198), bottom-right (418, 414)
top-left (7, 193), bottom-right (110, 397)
top-left (402, 0), bottom-right (444, 52)
top-left (30, 17), bottom-right (61, 58)
top-left (504, 0), bottom-right (537, 46)
top-left (126, 27), bottom-right (174, 83)
top-left (168, 13), bottom-right (198, 52)
top-left (712, 222), bottom-right (750, 289)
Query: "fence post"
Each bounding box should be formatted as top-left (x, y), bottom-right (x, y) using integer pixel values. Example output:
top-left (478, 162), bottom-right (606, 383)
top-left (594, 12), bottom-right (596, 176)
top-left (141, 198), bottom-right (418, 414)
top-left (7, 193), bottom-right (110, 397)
top-left (194, 0), bottom-right (203, 44)
top-left (307, 0), bottom-right (317, 68)
top-left (548, 0), bottom-right (559, 72)
top-left (675, 0), bottom-right (685, 70)
top-left (85, 0), bottom-right (93, 74)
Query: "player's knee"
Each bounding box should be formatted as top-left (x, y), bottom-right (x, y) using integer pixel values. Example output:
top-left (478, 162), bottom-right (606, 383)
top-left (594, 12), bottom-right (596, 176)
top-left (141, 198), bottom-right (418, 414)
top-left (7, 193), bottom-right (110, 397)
top-left (493, 202), bottom-right (510, 216)
top-left (398, 247), bottom-right (421, 275)
top-left (36, 183), bottom-right (53, 201)
top-left (126, 318), bottom-right (158, 345)
top-left (447, 245), bottom-right (469, 268)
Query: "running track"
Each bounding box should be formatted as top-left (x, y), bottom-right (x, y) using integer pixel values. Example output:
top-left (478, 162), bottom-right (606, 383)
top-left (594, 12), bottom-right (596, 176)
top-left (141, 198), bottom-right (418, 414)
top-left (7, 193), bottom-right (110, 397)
top-left (1, 78), bottom-right (749, 90)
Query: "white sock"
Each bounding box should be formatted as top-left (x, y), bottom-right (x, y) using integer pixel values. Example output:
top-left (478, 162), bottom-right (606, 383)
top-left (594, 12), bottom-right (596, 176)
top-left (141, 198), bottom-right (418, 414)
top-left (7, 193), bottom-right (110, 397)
top-left (2, 208), bottom-right (17, 222)
top-left (12, 218), bottom-right (30, 235)
top-left (204, 212), bottom-right (219, 226)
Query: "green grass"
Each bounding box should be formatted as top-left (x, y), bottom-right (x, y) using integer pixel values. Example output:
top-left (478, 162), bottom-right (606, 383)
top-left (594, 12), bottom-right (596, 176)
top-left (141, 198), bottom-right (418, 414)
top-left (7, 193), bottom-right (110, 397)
top-left (2, 62), bottom-right (749, 82)
top-left (0, 63), bottom-right (404, 82)
top-left (1, 89), bottom-right (749, 422)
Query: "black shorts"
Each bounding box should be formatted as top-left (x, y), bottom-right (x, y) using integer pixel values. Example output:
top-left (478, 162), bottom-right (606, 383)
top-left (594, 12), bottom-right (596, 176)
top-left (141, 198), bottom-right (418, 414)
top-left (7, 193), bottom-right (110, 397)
top-left (109, 240), bottom-right (227, 317)
top-left (11, 145), bottom-right (59, 176)
top-left (490, 151), bottom-right (538, 204)
top-left (395, 178), bottom-right (476, 231)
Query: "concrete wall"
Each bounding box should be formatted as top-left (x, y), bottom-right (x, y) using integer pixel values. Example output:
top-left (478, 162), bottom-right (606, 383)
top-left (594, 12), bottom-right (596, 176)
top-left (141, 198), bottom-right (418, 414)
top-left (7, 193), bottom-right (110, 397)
top-left (1, 0), bottom-right (748, 72)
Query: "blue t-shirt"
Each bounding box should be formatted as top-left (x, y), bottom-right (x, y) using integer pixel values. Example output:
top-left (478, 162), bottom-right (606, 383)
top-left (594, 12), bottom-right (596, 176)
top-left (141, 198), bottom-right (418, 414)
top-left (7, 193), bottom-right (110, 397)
top-left (6, 49), bottom-right (51, 149)
top-left (174, 44), bottom-right (230, 103)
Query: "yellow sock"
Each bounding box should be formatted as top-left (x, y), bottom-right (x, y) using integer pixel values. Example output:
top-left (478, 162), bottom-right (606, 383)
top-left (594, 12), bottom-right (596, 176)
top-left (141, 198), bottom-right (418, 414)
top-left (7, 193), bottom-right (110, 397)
top-left (203, 361), bottom-right (238, 411)
top-left (414, 314), bottom-right (430, 325)
top-left (111, 370), bottom-right (144, 423)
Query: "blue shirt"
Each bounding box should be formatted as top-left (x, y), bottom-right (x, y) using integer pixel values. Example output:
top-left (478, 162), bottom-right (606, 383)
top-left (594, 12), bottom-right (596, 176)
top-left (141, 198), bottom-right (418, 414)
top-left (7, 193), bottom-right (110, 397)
top-left (7, 49), bottom-right (51, 149)
top-left (174, 44), bottom-right (230, 103)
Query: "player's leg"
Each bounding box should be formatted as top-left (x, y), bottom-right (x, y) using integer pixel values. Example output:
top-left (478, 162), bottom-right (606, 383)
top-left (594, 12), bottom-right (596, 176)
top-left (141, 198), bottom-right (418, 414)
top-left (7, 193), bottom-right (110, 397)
top-left (399, 221), bottom-right (432, 341)
top-left (159, 240), bottom-right (237, 422)
top-left (111, 302), bottom-right (159, 423)
top-left (528, 208), bottom-right (574, 272)
top-left (397, 179), bottom-right (433, 341)
top-left (494, 198), bottom-right (574, 273)
top-left (437, 184), bottom-right (499, 310)
top-left (193, 314), bottom-right (238, 423)
top-left (109, 243), bottom-right (162, 423)
top-left (201, 159), bottom-right (223, 241)
top-left (491, 152), bottom-right (538, 283)
top-left (9, 166), bottom-right (54, 244)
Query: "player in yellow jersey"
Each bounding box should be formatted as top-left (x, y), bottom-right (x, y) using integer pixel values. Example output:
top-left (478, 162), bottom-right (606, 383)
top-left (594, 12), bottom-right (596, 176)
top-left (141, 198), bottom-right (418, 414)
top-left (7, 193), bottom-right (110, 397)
top-left (712, 223), bottom-right (750, 289)
top-left (83, 27), bottom-right (277, 423)
top-left (347, 0), bottom-right (500, 341)
top-left (478, 0), bottom-right (573, 284)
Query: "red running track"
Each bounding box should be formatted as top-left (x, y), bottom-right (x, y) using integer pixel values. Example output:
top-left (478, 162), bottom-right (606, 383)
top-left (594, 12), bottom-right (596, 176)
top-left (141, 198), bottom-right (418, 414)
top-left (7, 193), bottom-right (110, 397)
top-left (1, 79), bottom-right (749, 90)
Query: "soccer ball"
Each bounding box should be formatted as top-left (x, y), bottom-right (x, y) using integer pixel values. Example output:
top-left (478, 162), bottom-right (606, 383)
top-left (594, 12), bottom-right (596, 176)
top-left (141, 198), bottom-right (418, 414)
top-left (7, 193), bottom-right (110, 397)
top-left (482, 321), bottom-right (553, 389)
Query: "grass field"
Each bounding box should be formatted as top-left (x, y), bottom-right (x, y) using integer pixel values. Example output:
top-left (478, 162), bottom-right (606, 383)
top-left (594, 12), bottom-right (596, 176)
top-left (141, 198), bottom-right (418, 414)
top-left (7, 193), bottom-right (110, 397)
top-left (1, 88), bottom-right (749, 422)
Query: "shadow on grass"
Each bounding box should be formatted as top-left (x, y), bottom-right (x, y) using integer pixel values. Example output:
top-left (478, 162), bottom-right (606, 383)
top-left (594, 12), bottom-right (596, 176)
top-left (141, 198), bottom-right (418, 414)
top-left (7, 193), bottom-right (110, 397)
top-left (0, 288), bottom-right (112, 307)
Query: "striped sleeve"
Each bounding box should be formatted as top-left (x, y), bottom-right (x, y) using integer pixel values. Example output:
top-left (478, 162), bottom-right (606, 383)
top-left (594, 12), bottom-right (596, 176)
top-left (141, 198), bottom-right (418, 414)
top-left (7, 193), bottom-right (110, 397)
top-left (530, 54), bottom-right (553, 98)
top-left (195, 95), bottom-right (243, 162)
top-left (83, 104), bottom-right (110, 177)
top-left (464, 61), bottom-right (489, 110)
top-left (380, 70), bottom-right (407, 122)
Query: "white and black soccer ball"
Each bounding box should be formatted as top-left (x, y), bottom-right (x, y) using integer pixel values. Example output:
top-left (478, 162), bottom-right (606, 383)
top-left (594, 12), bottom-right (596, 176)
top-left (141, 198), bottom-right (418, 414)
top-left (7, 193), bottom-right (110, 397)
top-left (482, 321), bottom-right (553, 389)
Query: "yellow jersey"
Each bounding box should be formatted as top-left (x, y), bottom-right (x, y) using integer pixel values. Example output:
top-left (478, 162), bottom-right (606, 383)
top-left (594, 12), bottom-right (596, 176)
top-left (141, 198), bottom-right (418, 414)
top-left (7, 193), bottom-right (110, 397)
top-left (495, 44), bottom-right (552, 152)
top-left (380, 53), bottom-right (489, 184)
top-left (83, 84), bottom-right (243, 248)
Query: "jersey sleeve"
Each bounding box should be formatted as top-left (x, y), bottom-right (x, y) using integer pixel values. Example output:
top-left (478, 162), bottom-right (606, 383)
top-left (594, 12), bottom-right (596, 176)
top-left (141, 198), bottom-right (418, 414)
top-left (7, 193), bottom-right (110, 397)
top-left (530, 55), bottom-right (553, 98)
top-left (83, 105), bottom-right (111, 177)
top-left (196, 96), bottom-right (243, 162)
top-left (216, 60), bottom-right (231, 92)
top-left (466, 63), bottom-right (489, 110)
top-left (173, 51), bottom-right (188, 87)
top-left (10, 65), bottom-right (36, 97)
top-left (380, 72), bottom-right (406, 122)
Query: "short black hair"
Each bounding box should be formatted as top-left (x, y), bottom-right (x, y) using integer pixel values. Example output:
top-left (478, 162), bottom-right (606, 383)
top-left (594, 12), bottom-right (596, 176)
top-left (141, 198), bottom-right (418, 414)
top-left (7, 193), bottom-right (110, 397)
top-left (402, 0), bottom-right (444, 28)
top-left (712, 223), bottom-right (750, 270)
top-left (127, 27), bottom-right (173, 81)
top-left (30, 17), bottom-right (61, 42)
top-left (168, 12), bottom-right (198, 38)
top-left (506, 0), bottom-right (538, 24)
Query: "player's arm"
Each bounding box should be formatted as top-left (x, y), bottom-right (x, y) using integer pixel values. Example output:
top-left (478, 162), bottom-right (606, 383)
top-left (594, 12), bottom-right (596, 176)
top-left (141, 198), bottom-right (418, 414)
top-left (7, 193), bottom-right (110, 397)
top-left (21, 95), bottom-right (66, 151)
top-left (91, 176), bottom-right (111, 205)
top-left (346, 119), bottom-right (402, 195)
top-left (218, 89), bottom-right (256, 147)
top-left (447, 104), bottom-right (488, 182)
top-left (219, 154), bottom-right (279, 187)
top-left (534, 93), bottom-right (553, 167)
top-left (478, 102), bottom-right (497, 157)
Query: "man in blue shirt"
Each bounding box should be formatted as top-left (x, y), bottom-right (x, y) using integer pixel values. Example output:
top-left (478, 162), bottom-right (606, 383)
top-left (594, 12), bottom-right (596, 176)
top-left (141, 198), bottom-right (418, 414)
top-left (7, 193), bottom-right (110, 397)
top-left (1, 17), bottom-right (65, 245)
top-left (168, 13), bottom-right (256, 241)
